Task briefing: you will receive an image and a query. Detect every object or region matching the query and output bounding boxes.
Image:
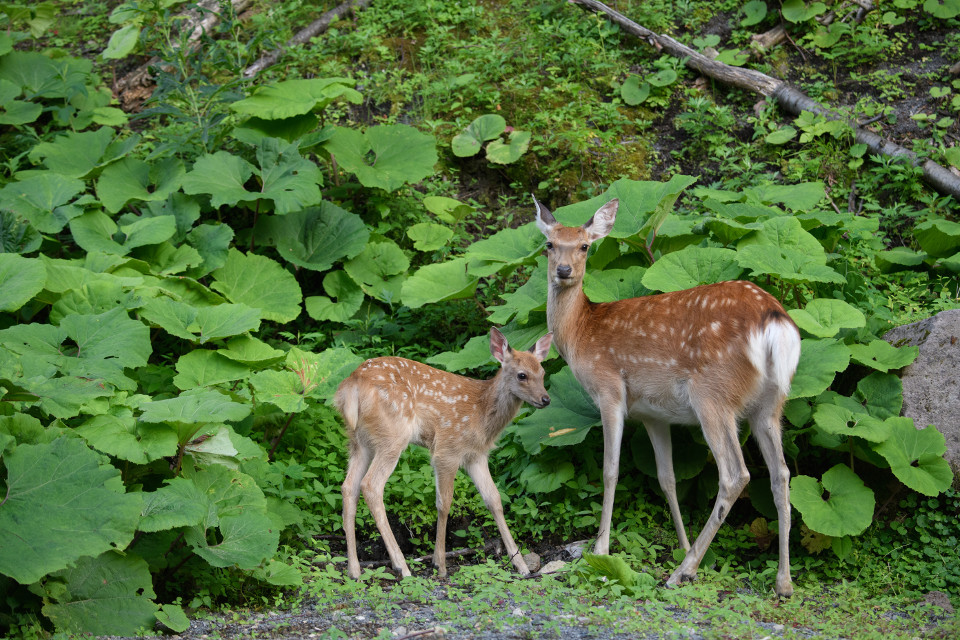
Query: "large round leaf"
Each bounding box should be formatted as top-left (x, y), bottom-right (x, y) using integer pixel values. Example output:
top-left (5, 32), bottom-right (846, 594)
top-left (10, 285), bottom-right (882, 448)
top-left (451, 114), bottom-right (506, 157)
top-left (343, 240), bottom-right (409, 285)
top-left (325, 124), bottom-right (437, 192)
top-left (0, 437), bottom-right (142, 584)
top-left (304, 270), bottom-right (364, 323)
top-left (516, 366), bottom-right (601, 454)
top-left (788, 338), bottom-right (851, 399)
top-left (486, 130), bottom-right (531, 164)
top-left (641, 246), bottom-right (742, 292)
top-left (788, 298), bottom-right (866, 338)
top-left (790, 464), bottom-right (874, 537)
top-left (260, 202), bottom-right (369, 271)
top-left (848, 340), bottom-right (919, 373)
top-left (96, 156), bottom-right (184, 213)
top-left (401, 258), bottom-right (478, 308)
top-left (0, 253), bottom-right (45, 312)
top-left (75, 414), bottom-right (179, 463)
top-left (229, 78), bottom-right (361, 119)
top-left (812, 403), bottom-right (892, 443)
top-left (874, 419), bottom-right (954, 496)
top-left (211, 249), bottom-right (302, 323)
top-left (407, 222), bottom-right (453, 251)
top-left (0, 172), bottom-right (86, 233)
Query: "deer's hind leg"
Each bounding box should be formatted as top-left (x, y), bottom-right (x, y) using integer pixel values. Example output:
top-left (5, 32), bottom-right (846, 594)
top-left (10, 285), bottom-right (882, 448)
top-left (342, 438), bottom-right (374, 579)
top-left (360, 440), bottom-right (411, 577)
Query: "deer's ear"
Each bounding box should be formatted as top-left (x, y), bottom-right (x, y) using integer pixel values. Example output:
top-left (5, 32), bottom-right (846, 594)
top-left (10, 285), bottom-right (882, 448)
top-left (583, 198), bottom-right (618, 241)
top-left (533, 195), bottom-right (557, 237)
top-left (490, 327), bottom-right (510, 364)
top-left (531, 333), bottom-right (553, 362)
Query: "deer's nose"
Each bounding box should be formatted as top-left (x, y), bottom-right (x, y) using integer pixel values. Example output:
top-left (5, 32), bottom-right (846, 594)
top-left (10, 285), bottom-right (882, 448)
top-left (540, 395), bottom-right (551, 407)
top-left (557, 265), bottom-right (572, 278)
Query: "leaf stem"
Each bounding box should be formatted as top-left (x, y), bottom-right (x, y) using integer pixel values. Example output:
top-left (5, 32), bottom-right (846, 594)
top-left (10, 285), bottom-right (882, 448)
top-left (269, 413), bottom-right (296, 460)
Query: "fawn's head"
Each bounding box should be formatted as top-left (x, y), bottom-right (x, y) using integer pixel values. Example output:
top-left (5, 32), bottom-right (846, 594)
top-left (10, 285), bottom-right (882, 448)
top-left (490, 327), bottom-right (552, 408)
top-left (533, 196), bottom-right (619, 288)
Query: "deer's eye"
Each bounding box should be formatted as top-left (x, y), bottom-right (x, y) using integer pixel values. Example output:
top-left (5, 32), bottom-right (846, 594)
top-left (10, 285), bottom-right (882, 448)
top-left (580, 244), bottom-right (589, 252)
top-left (517, 372), bottom-right (527, 381)
top-left (545, 242), bottom-right (553, 250)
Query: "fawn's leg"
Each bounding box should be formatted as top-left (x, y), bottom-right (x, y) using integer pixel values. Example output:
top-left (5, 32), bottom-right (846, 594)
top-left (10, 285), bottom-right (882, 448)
top-left (432, 458), bottom-right (459, 577)
top-left (342, 439), bottom-right (374, 579)
top-left (360, 446), bottom-right (411, 577)
top-left (644, 419), bottom-right (691, 551)
top-left (465, 456), bottom-right (530, 576)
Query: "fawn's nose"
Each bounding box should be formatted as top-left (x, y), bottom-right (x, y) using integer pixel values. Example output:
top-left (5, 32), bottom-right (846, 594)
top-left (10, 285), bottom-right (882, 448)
top-left (556, 265), bottom-right (572, 279)
top-left (540, 395), bottom-right (551, 407)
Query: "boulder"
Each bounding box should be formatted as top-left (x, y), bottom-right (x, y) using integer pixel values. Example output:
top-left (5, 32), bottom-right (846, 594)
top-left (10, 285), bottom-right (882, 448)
top-left (883, 309), bottom-right (960, 476)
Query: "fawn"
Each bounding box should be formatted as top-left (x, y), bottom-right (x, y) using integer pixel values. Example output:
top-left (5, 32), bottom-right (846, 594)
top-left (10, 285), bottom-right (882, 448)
top-left (533, 196), bottom-right (800, 597)
top-left (336, 327), bottom-right (553, 579)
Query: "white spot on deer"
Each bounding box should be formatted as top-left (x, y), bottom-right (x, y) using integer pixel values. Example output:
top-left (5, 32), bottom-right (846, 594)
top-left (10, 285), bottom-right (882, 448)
top-left (709, 299), bottom-right (717, 309)
top-left (375, 375), bottom-right (386, 381)
top-left (710, 321), bottom-right (722, 333)
top-left (701, 298), bottom-right (709, 309)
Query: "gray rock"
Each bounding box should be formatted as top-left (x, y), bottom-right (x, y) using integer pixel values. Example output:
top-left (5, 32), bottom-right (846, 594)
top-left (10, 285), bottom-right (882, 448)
top-left (522, 552), bottom-right (540, 573)
top-left (884, 309), bottom-right (960, 476)
top-left (540, 560), bottom-right (567, 574)
top-left (564, 539), bottom-right (592, 559)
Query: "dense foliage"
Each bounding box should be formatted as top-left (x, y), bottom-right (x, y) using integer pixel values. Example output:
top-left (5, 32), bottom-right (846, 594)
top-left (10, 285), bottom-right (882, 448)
top-left (1, 0), bottom-right (958, 636)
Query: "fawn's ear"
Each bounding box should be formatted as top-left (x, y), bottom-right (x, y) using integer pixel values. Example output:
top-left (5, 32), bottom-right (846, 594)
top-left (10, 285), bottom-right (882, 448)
top-left (533, 194), bottom-right (557, 237)
top-left (583, 198), bottom-right (618, 242)
top-left (490, 327), bottom-right (511, 364)
top-left (530, 333), bottom-right (553, 362)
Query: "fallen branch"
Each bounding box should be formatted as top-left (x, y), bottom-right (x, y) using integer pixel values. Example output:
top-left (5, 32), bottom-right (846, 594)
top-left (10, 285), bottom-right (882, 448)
top-left (752, 1), bottom-right (875, 54)
top-left (113, 0), bottom-right (252, 107)
top-left (243, 0), bottom-right (373, 78)
top-left (569, 0), bottom-right (960, 200)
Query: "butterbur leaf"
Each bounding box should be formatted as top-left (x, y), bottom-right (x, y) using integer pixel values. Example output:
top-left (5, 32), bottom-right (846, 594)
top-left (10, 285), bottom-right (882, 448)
top-left (855, 372), bottom-right (902, 419)
top-left (0, 437), bottom-right (142, 584)
top-left (229, 78), bottom-right (361, 119)
top-left (138, 389), bottom-right (251, 426)
top-left (96, 156), bottom-right (185, 213)
top-left (217, 335), bottom-right (285, 366)
top-left (0, 254), bottom-right (45, 312)
top-left (423, 195), bottom-right (474, 223)
top-left (401, 258), bottom-right (478, 308)
top-left (344, 240), bottom-right (410, 285)
top-left (451, 114), bottom-right (506, 157)
top-left (788, 338), bottom-right (851, 399)
top-left (913, 219), bottom-right (960, 257)
top-left (70, 210), bottom-right (177, 255)
top-left (156, 603), bottom-right (191, 633)
top-left (790, 464), bottom-right (874, 537)
top-left (647, 68), bottom-right (677, 87)
top-left (874, 419), bottom-right (953, 496)
top-left (620, 76), bottom-right (650, 105)
top-left (75, 414), bottom-right (179, 463)
top-left (0, 172), bottom-right (86, 233)
top-left (426, 334), bottom-right (496, 372)
top-left (325, 124), bottom-right (438, 192)
top-left (788, 298), bottom-right (866, 338)
top-left (139, 477), bottom-right (208, 533)
top-left (187, 512), bottom-right (279, 569)
top-left (304, 270), bottom-right (364, 323)
top-left (765, 126), bottom-right (797, 145)
top-left (874, 247), bottom-right (928, 273)
top-left (181, 151), bottom-right (257, 209)
top-left (487, 259), bottom-right (548, 324)
top-left (744, 182), bottom-right (826, 211)
top-left (642, 247), bottom-right (742, 292)
top-left (782, 0), bottom-right (827, 22)
top-left (173, 350), bottom-right (252, 390)
top-left (465, 223), bottom-right (542, 274)
top-left (736, 245), bottom-right (845, 285)
top-left (584, 267), bottom-right (651, 303)
top-left (812, 403), bottom-right (892, 443)
top-left (519, 460), bottom-right (575, 493)
top-left (260, 202), bottom-right (369, 271)
top-left (848, 340), bottom-right (918, 372)
top-left (187, 223), bottom-right (234, 276)
top-left (407, 222), bottom-right (453, 251)
top-left (255, 138), bottom-right (323, 214)
top-left (287, 346), bottom-right (363, 402)
top-left (250, 369), bottom-right (311, 413)
top-left (27, 127), bottom-right (120, 178)
top-left (924, 0), bottom-right (960, 19)
top-left (252, 560), bottom-right (303, 586)
top-left (42, 552), bottom-right (157, 636)
top-left (517, 366), bottom-right (600, 453)
top-left (741, 0), bottom-right (768, 26)
top-left (486, 130), bottom-right (531, 164)
top-left (0, 209), bottom-right (42, 254)
top-left (211, 249), bottom-right (302, 323)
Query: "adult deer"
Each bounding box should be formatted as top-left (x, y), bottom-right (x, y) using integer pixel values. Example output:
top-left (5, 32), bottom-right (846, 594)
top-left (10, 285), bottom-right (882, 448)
top-left (533, 196), bottom-right (800, 597)
top-left (336, 327), bottom-right (553, 579)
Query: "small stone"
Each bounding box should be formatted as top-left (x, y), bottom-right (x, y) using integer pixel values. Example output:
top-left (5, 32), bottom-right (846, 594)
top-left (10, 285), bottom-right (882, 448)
top-left (540, 560), bottom-right (567, 574)
top-left (771, 623), bottom-right (785, 632)
top-left (512, 607), bottom-right (525, 617)
top-left (523, 552), bottom-right (541, 573)
top-left (924, 591), bottom-right (954, 615)
top-left (564, 539), bottom-right (591, 559)
top-left (393, 627), bottom-right (406, 637)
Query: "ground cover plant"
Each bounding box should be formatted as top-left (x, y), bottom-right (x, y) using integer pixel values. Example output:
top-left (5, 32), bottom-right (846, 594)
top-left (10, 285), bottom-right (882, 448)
top-left (1, 0), bottom-right (959, 637)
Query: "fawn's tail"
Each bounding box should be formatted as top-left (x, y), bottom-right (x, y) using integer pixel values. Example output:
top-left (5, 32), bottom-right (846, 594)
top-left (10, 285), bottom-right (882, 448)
top-left (334, 378), bottom-right (360, 433)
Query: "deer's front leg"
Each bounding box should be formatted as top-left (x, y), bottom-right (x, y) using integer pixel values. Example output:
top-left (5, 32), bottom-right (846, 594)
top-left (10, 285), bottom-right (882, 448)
top-left (465, 456), bottom-right (529, 576)
top-left (595, 402), bottom-right (626, 556)
top-left (432, 459), bottom-right (459, 578)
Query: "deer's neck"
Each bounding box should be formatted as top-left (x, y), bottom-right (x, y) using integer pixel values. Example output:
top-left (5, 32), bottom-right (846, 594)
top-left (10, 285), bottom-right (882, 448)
top-left (547, 282), bottom-right (591, 360)
top-left (480, 370), bottom-right (524, 443)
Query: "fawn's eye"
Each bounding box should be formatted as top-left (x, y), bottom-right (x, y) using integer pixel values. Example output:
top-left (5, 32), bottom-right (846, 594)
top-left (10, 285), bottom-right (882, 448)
top-left (545, 242), bottom-right (553, 250)
top-left (580, 244), bottom-right (589, 251)
top-left (517, 372), bottom-right (527, 381)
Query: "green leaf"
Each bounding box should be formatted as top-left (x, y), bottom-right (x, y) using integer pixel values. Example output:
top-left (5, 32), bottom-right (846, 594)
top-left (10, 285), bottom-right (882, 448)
top-left (741, 0), bottom-right (768, 26)
top-left (259, 202), bottom-right (369, 271)
top-left (0, 209), bottom-right (42, 254)
top-left (486, 130), bottom-right (531, 164)
top-left (765, 126), bottom-right (797, 145)
top-left (304, 270), bottom-right (364, 323)
top-left (914, 218), bottom-right (960, 257)
top-left (252, 560), bottom-right (304, 586)
top-left (790, 464), bottom-right (874, 537)
top-left (516, 366), bottom-right (601, 454)
top-left (782, 0), bottom-right (827, 22)
top-left (181, 151), bottom-right (257, 209)
top-left (924, 0), bottom-right (960, 19)
top-left (0, 437), bottom-right (142, 584)
top-left (744, 182), bottom-right (825, 211)
top-left (647, 68), bottom-right (678, 87)
top-left (0, 99), bottom-right (42, 125)
top-left (194, 304), bottom-right (262, 343)
top-left (451, 114), bottom-right (506, 157)
top-left (0, 254), bottom-right (45, 312)
top-left (28, 127), bottom-right (129, 178)
top-left (465, 223), bottom-right (542, 275)
top-left (75, 414), bottom-right (179, 463)
top-left (407, 222), bottom-right (454, 251)
top-left (874, 420), bottom-right (954, 496)
top-left (518, 460), bottom-right (575, 493)
top-left (736, 245), bottom-right (845, 285)
top-left (344, 240), bottom-right (410, 285)
top-left (788, 338), bottom-right (851, 399)
top-left (70, 210), bottom-right (177, 255)
top-left (641, 247), bottom-right (742, 292)
top-left (211, 249), bottom-right (303, 323)
top-left (138, 389), bottom-right (251, 426)
top-left (42, 552), bottom-right (157, 636)
top-left (487, 260), bottom-right (548, 324)
top-left (848, 340), bottom-right (919, 373)
top-left (139, 476), bottom-right (208, 533)
top-left (620, 76), bottom-right (650, 105)
top-left (250, 369), bottom-right (311, 413)
top-left (255, 138), bottom-right (323, 214)
top-left (325, 124), bottom-right (437, 191)
top-left (102, 23), bottom-right (140, 59)
top-left (401, 258), bottom-right (478, 308)
top-left (287, 346), bottom-right (363, 402)
top-left (156, 603), bottom-right (191, 633)
top-left (173, 350), bottom-right (252, 390)
top-left (217, 335), bottom-right (285, 366)
top-left (855, 372), bottom-right (902, 420)
top-left (229, 78), bottom-right (361, 119)
top-left (427, 334), bottom-right (495, 372)
top-left (812, 403), bottom-right (892, 443)
top-left (188, 512), bottom-right (279, 569)
top-left (96, 156), bottom-right (185, 213)
top-left (187, 222), bottom-right (234, 276)
top-left (423, 195), bottom-right (474, 223)
top-left (583, 266), bottom-right (652, 302)
top-left (0, 172), bottom-right (86, 233)
top-left (788, 298), bottom-right (866, 338)
top-left (874, 247), bottom-right (928, 273)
